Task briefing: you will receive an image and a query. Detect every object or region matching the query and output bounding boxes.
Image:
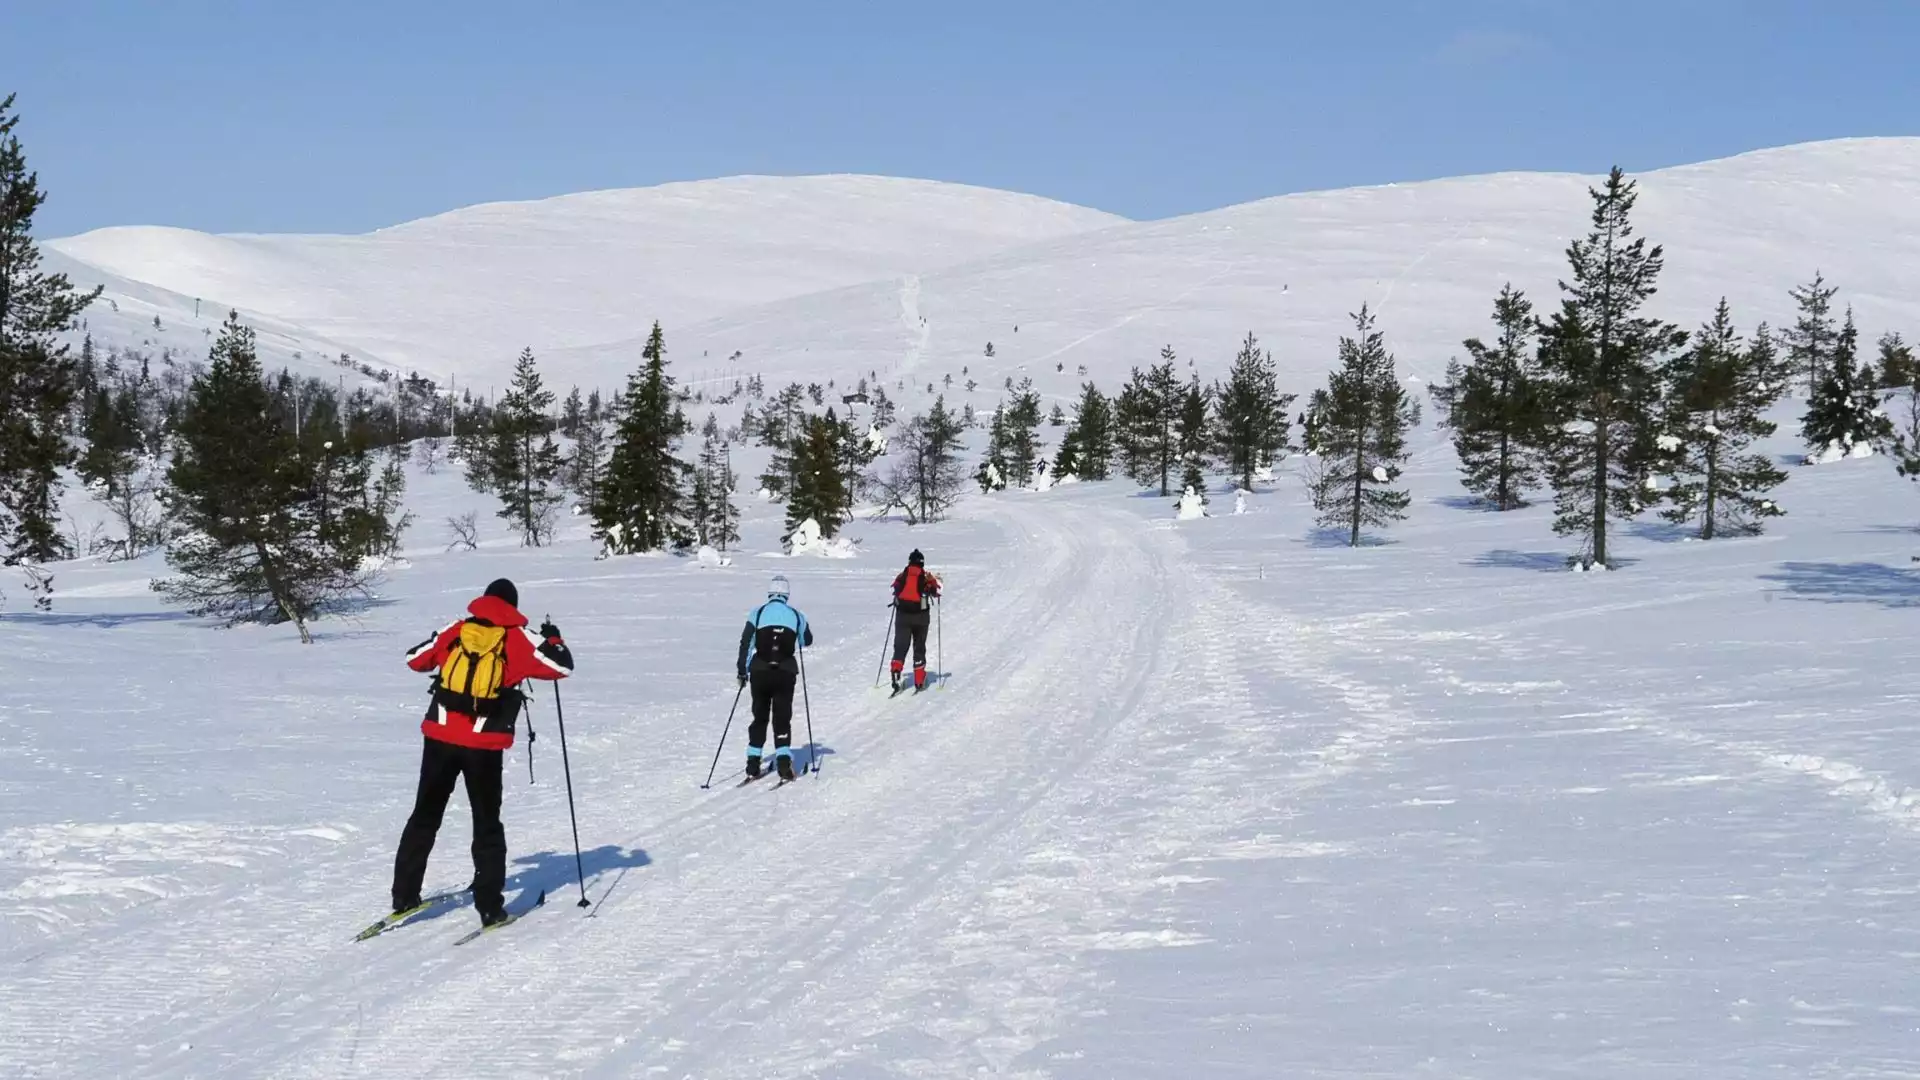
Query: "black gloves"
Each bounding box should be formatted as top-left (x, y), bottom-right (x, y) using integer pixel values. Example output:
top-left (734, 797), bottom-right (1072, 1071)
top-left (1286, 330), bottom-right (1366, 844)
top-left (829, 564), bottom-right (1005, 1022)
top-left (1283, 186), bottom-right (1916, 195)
top-left (540, 620), bottom-right (562, 642)
top-left (737, 676), bottom-right (748, 690)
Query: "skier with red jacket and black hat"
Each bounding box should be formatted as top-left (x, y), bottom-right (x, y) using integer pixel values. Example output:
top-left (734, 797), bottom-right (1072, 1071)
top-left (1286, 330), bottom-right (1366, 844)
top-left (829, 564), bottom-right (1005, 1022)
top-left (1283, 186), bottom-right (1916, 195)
top-left (391, 578), bottom-right (574, 927)
top-left (889, 550), bottom-right (940, 692)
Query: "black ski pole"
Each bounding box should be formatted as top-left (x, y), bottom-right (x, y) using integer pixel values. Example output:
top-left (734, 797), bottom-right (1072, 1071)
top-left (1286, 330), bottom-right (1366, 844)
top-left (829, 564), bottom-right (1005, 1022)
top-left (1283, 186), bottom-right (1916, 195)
top-left (549, 679), bottom-right (590, 909)
top-left (936, 597), bottom-right (943, 689)
top-left (873, 605), bottom-right (896, 688)
top-left (702, 681), bottom-right (747, 789)
top-left (523, 694), bottom-right (536, 784)
top-left (799, 643), bottom-right (818, 774)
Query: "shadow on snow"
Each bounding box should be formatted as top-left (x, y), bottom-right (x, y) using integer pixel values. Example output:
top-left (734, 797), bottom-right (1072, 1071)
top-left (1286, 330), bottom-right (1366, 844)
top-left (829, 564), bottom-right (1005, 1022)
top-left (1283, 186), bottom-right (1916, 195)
top-left (1761, 561), bottom-right (1920, 609)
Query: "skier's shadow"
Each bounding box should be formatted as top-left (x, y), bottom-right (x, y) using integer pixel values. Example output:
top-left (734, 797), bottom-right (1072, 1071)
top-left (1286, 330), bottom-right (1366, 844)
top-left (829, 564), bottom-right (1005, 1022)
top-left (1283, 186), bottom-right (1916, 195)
top-left (792, 743), bottom-right (838, 773)
top-left (507, 844), bottom-right (651, 906)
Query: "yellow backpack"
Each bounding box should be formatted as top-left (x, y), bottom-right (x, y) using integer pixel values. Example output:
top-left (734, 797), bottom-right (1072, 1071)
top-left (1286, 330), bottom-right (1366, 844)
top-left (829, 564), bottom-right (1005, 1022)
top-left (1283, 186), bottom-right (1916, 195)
top-left (438, 621), bottom-right (509, 721)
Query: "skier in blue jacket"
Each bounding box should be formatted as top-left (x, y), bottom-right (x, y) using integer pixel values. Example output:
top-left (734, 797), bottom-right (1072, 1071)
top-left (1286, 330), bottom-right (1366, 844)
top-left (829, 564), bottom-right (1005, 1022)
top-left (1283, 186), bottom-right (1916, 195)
top-left (735, 574), bottom-right (814, 780)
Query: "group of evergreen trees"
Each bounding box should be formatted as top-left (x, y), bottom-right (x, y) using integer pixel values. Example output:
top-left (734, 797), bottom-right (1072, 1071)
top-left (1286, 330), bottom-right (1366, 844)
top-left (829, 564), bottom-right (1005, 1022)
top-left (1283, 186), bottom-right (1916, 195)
top-left (1426, 168), bottom-right (1910, 564)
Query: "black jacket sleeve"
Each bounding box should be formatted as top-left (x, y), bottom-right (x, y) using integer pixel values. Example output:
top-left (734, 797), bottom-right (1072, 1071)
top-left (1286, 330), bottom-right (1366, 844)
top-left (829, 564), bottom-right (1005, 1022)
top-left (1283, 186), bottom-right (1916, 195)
top-left (737, 620), bottom-right (755, 679)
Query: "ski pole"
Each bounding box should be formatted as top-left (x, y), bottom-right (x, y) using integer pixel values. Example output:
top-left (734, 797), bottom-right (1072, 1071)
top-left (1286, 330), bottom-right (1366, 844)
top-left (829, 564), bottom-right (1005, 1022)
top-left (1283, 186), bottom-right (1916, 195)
top-left (549, 678), bottom-right (591, 909)
top-left (935, 597), bottom-right (943, 689)
top-left (799, 643), bottom-right (818, 774)
top-left (873, 605), bottom-right (896, 688)
top-left (522, 694), bottom-right (536, 784)
top-left (701, 681), bottom-right (747, 789)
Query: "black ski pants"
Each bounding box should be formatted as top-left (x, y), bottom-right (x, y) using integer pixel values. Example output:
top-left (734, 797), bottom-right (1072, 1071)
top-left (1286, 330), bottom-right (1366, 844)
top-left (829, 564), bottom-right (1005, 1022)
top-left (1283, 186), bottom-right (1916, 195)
top-left (392, 736), bottom-right (506, 917)
top-left (748, 663), bottom-right (797, 755)
top-left (891, 608), bottom-right (931, 673)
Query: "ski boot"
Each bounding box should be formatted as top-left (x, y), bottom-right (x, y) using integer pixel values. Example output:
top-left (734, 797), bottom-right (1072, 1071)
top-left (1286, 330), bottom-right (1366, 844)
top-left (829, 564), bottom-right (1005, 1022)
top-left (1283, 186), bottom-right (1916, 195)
top-left (745, 754), bottom-right (762, 779)
top-left (776, 754), bottom-right (797, 781)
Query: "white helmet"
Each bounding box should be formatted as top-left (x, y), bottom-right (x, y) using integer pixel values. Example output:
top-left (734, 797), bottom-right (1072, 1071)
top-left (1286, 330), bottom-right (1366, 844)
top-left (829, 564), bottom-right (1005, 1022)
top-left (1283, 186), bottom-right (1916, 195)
top-left (768, 574), bottom-right (791, 600)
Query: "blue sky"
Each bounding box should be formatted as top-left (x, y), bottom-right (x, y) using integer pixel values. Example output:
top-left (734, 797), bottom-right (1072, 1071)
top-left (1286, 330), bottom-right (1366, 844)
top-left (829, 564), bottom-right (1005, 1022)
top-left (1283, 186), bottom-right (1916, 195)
top-left (12, 1), bottom-right (1920, 236)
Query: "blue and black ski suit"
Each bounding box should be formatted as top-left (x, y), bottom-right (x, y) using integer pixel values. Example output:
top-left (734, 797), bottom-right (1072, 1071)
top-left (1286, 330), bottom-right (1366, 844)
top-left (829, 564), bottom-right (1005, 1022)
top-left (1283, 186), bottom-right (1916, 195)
top-left (736, 598), bottom-right (814, 767)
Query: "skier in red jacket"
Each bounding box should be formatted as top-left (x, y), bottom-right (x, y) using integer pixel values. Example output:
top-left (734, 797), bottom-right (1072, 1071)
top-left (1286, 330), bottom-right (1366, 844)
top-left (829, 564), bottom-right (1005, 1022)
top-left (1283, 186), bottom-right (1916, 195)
top-left (889, 549), bottom-right (941, 692)
top-left (391, 578), bottom-right (574, 926)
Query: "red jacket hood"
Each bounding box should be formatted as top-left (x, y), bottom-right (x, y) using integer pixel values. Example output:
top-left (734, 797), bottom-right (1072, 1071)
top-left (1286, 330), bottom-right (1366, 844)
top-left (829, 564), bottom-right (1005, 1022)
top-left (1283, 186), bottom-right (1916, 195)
top-left (467, 595), bottom-right (529, 628)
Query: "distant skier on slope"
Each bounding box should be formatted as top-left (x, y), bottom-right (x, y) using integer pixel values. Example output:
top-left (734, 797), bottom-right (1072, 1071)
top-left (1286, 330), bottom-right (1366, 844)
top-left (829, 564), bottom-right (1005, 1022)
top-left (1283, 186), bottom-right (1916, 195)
top-left (889, 550), bottom-right (941, 692)
top-left (737, 574), bottom-right (814, 781)
top-left (392, 578), bottom-right (574, 927)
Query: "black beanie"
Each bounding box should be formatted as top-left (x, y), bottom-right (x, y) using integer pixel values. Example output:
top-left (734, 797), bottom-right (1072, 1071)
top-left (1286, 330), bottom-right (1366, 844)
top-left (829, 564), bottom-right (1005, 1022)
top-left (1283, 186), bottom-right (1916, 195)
top-left (909, 549), bottom-right (924, 566)
top-left (483, 578), bottom-right (519, 607)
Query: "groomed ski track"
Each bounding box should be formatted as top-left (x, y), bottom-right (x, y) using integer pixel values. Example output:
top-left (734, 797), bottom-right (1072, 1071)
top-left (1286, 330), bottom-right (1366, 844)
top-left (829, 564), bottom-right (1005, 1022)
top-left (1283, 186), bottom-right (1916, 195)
top-left (23, 493), bottom-right (1249, 1078)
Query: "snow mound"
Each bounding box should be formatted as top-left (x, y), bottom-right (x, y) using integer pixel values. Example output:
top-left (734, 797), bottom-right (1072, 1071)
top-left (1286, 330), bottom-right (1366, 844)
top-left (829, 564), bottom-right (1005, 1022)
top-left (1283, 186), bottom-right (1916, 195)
top-left (695, 545), bottom-right (733, 569)
top-left (786, 518), bottom-right (856, 558)
top-left (1234, 490), bottom-right (1249, 516)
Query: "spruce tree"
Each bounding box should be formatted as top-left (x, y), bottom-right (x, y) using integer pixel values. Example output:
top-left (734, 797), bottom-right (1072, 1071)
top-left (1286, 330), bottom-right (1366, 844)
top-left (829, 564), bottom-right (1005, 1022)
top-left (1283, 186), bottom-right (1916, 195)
top-left (1119, 353), bottom-right (1182, 494)
top-left (157, 314), bottom-right (380, 642)
top-left (1000, 379), bottom-right (1043, 486)
top-left (976, 407), bottom-right (1011, 492)
top-left (1877, 332), bottom-right (1917, 390)
top-left (487, 348), bottom-right (565, 546)
top-left (593, 323), bottom-right (691, 553)
top-left (1660, 299), bottom-right (1787, 538)
top-left (559, 386), bottom-right (586, 438)
top-left (1069, 382), bottom-right (1114, 480)
top-left (1176, 375), bottom-right (1212, 496)
top-left (1800, 308), bottom-right (1888, 460)
top-left (689, 436), bottom-right (740, 550)
top-left (1782, 272), bottom-right (1840, 397)
top-left (1306, 306), bottom-right (1414, 545)
top-left (1536, 167), bottom-right (1688, 568)
top-left (1430, 285), bottom-right (1551, 510)
top-left (0, 94), bottom-right (101, 563)
top-left (786, 414), bottom-right (849, 538)
top-left (1211, 332), bottom-right (1294, 491)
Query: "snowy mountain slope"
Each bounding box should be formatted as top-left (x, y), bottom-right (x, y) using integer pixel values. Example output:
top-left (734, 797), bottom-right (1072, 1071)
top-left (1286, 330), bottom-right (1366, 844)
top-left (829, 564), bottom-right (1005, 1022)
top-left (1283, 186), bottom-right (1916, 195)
top-left (47, 176), bottom-right (1128, 386)
top-left (42, 246), bottom-right (407, 389)
top-left (5, 425), bottom-right (1920, 1077)
top-left (574, 137), bottom-right (1920, 409)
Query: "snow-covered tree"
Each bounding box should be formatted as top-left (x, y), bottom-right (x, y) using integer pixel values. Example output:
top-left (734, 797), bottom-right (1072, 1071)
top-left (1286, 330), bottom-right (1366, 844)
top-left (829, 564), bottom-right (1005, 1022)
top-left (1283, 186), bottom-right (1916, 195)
top-left (593, 322), bottom-right (691, 553)
top-left (1429, 285), bottom-right (1551, 510)
top-left (689, 435), bottom-right (740, 551)
top-left (1800, 308), bottom-right (1887, 461)
top-left (1306, 305), bottom-right (1414, 545)
top-left (1211, 331), bottom-right (1294, 491)
top-left (1537, 167), bottom-right (1688, 569)
top-left (1660, 300), bottom-right (1786, 538)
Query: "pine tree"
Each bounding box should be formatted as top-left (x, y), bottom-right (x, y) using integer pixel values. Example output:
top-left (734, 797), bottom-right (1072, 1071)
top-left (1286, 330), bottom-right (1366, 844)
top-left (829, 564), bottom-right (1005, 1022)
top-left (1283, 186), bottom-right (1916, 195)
top-left (487, 348), bottom-right (565, 546)
top-left (786, 414), bottom-right (849, 538)
top-left (1211, 332), bottom-right (1295, 491)
top-left (1660, 299), bottom-right (1787, 538)
top-left (1176, 375), bottom-right (1212, 497)
top-left (1800, 308), bottom-right (1888, 460)
top-left (1307, 306), bottom-right (1414, 545)
top-left (157, 314), bottom-right (382, 642)
top-left (0, 94), bottom-right (101, 564)
top-left (592, 322), bottom-right (691, 553)
top-left (1782, 272), bottom-right (1840, 397)
top-left (564, 417), bottom-right (608, 508)
top-left (1429, 285), bottom-right (1551, 510)
top-left (1536, 168), bottom-right (1689, 569)
top-left (1048, 403), bottom-right (1066, 427)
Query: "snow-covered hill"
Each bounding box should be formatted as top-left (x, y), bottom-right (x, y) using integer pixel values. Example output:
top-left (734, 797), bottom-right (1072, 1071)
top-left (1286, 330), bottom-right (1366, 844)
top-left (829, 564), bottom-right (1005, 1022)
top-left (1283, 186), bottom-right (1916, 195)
top-left (47, 176), bottom-right (1129, 387)
top-left (578, 137), bottom-right (1920, 408)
